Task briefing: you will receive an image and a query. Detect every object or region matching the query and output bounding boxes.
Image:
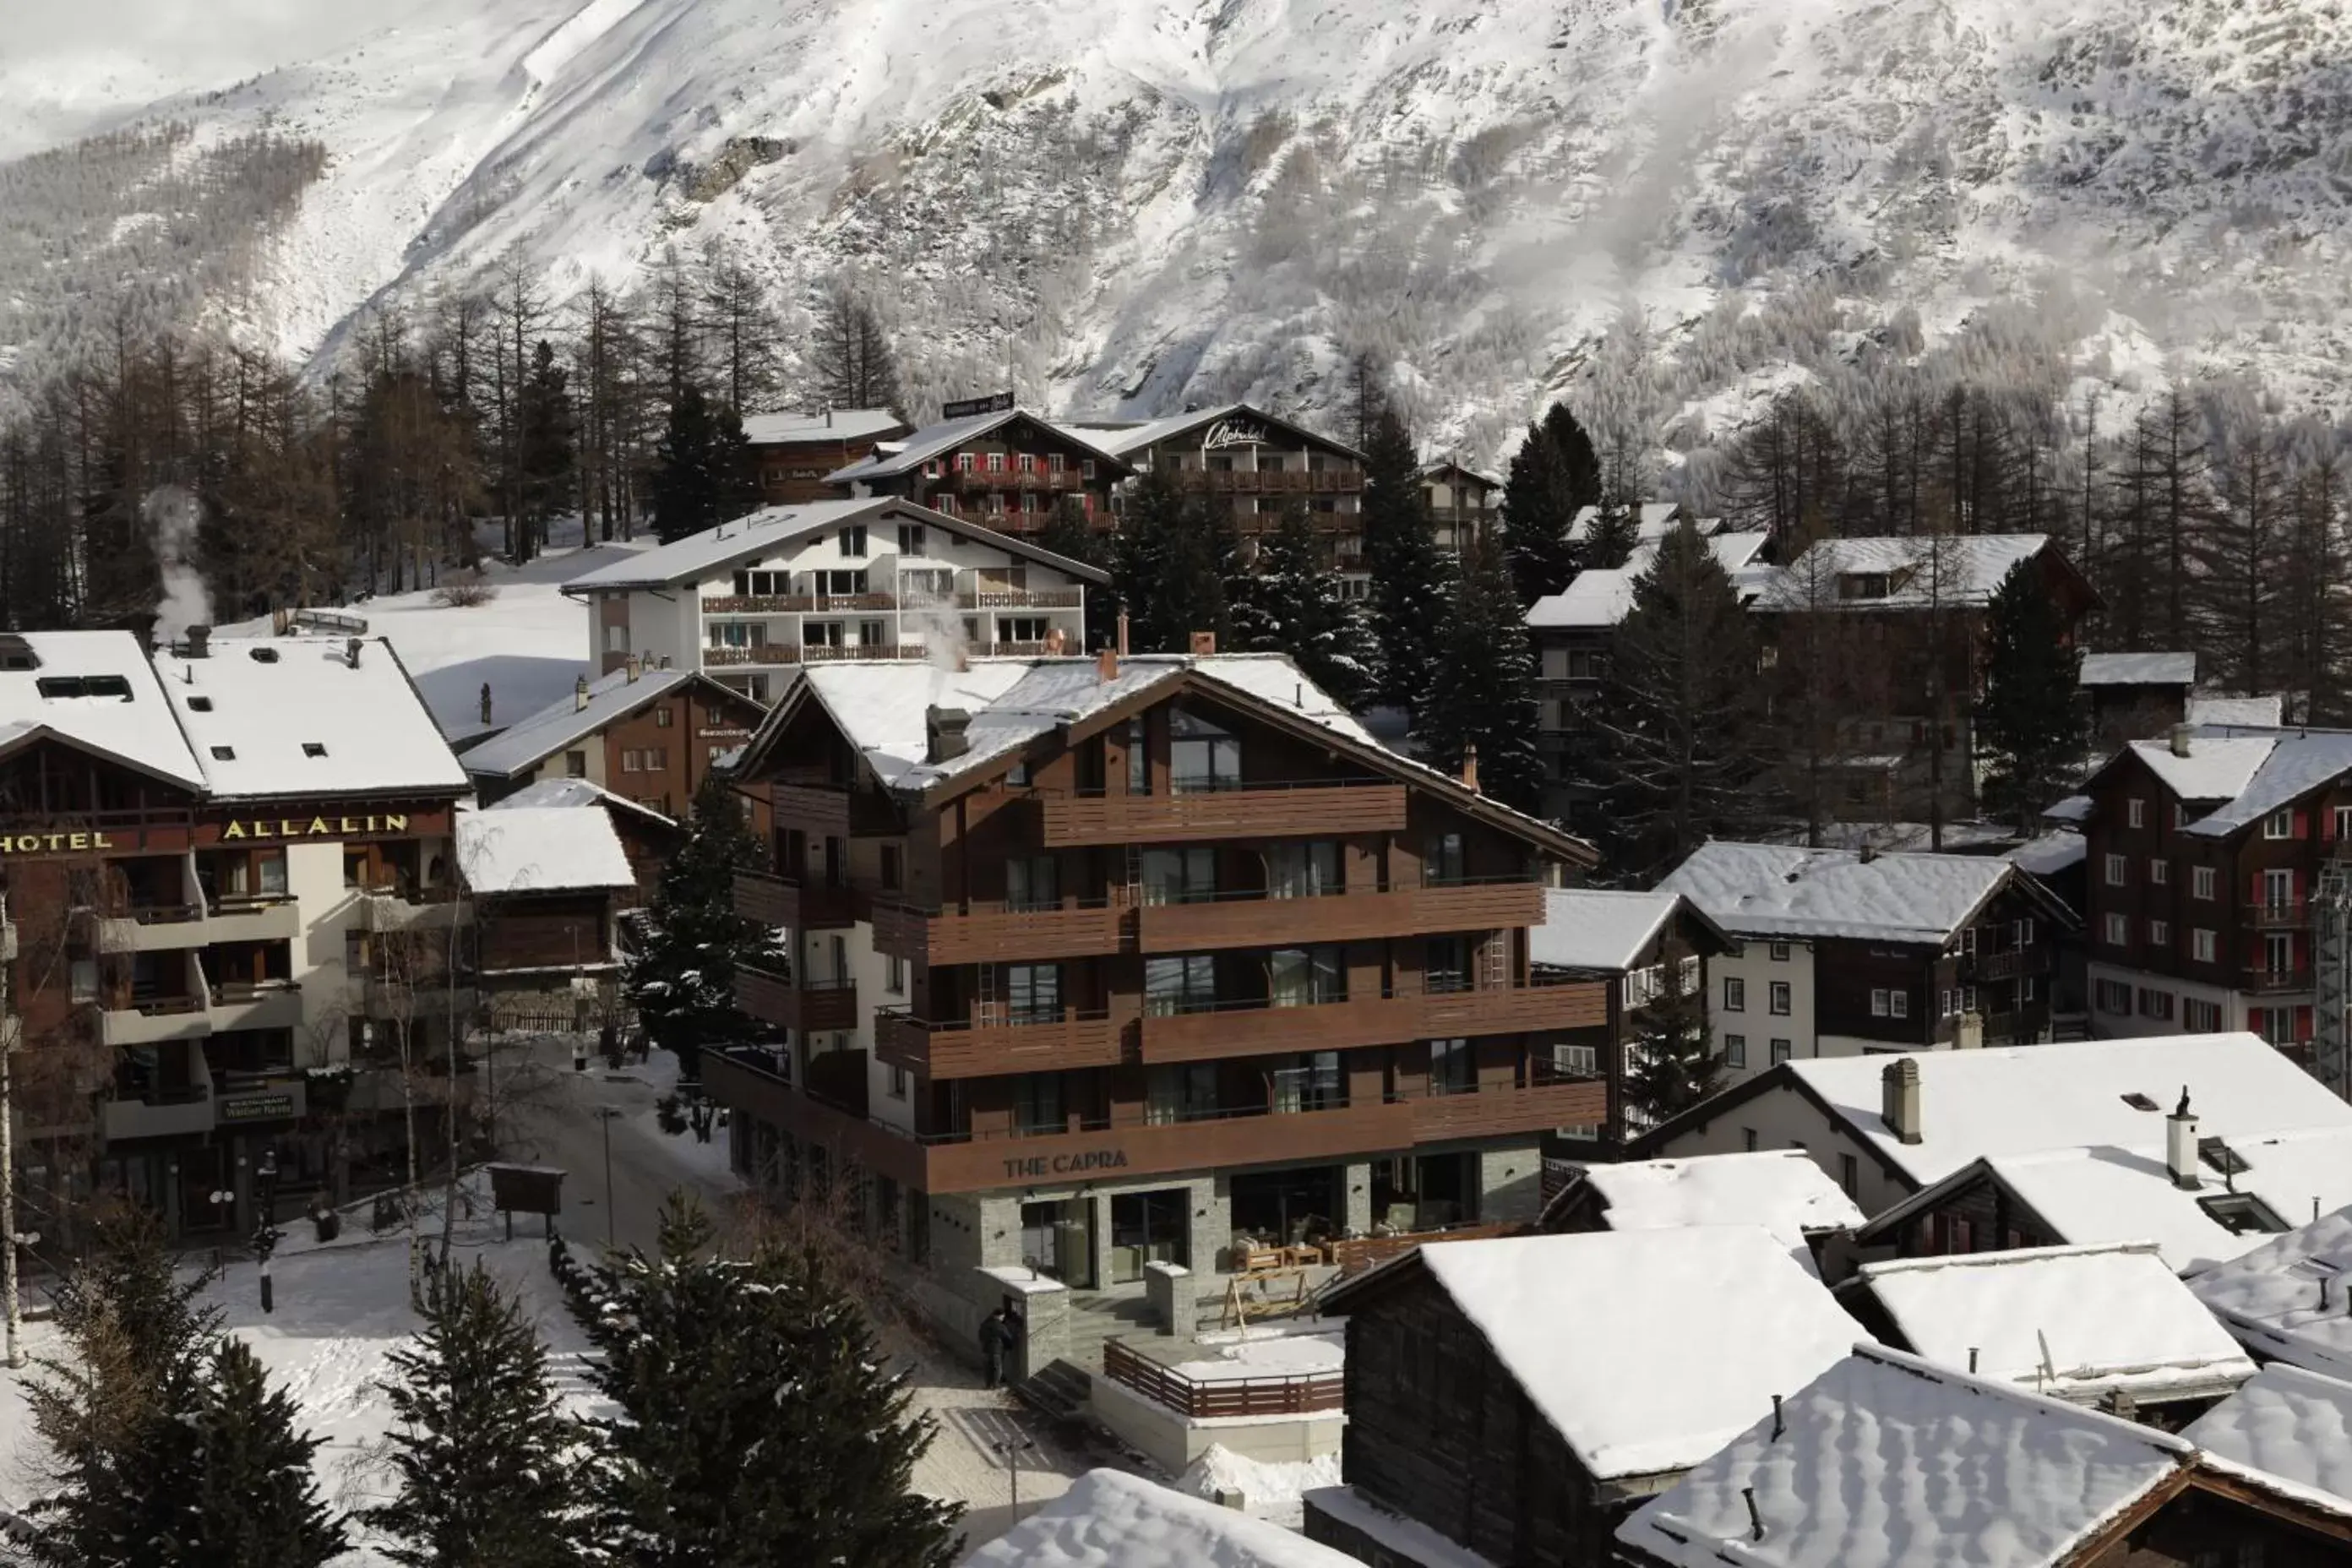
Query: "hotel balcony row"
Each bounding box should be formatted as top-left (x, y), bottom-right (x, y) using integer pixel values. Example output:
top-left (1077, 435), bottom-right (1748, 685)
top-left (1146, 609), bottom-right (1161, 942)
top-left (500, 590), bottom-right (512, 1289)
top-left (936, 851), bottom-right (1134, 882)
top-left (98, 977), bottom-right (308, 1048)
top-left (869, 981), bottom-right (1607, 1079)
top-left (701, 587), bottom-right (1084, 616)
top-left (761, 776), bottom-right (1412, 852)
top-left (1168, 469), bottom-right (1364, 496)
top-left (703, 1046), bottom-right (1601, 1196)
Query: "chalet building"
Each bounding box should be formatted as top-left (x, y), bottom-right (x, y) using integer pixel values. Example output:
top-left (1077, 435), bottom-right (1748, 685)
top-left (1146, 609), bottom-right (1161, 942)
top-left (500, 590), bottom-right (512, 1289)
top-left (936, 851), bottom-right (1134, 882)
top-left (0, 629), bottom-right (474, 1240)
top-left (459, 662), bottom-right (765, 820)
top-left (1526, 533), bottom-right (1771, 821)
top-left (2074, 723), bottom-right (2352, 1052)
top-left (1659, 841), bottom-right (2075, 1079)
top-left (826, 406), bottom-right (1130, 531)
top-left (455, 802), bottom-right (640, 1016)
top-left (1537, 1149), bottom-right (1864, 1277)
top-left (1418, 460), bottom-right (1500, 556)
top-left (2007, 827), bottom-right (2092, 1031)
top-left (1835, 1242), bottom-right (2256, 1424)
top-left (1618, 1345), bottom-right (2352, 1567)
top-left (1637, 1030), bottom-right (2352, 1222)
top-left (741, 408), bottom-right (908, 507)
top-left (1302, 1228), bottom-right (1860, 1568)
top-left (1524, 887), bottom-right (1731, 1147)
top-left (703, 649), bottom-right (1606, 1351)
top-left (482, 777), bottom-right (681, 899)
top-left (563, 498), bottom-right (1104, 704)
top-left (2082, 651), bottom-right (2197, 749)
top-left (2190, 1203), bottom-right (2352, 1380)
top-left (1748, 533), bottom-right (2100, 821)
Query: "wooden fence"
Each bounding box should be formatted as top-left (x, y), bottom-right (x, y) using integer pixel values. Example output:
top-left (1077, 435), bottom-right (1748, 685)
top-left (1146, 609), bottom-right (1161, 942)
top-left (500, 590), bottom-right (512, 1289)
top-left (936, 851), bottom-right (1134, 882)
top-left (1101, 1338), bottom-right (1344, 1418)
top-left (1325, 1224), bottom-right (1507, 1278)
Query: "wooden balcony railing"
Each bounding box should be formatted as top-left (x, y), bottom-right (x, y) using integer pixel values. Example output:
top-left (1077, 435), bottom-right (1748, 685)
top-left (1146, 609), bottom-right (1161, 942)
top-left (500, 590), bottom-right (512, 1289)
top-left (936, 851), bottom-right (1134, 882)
top-left (1037, 781), bottom-right (1407, 847)
top-left (704, 594), bottom-right (814, 614)
top-left (705, 645), bottom-right (802, 667)
top-left (875, 1008), bottom-right (1122, 1078)
top-left (957, 589), bottom-right (1083, 610)
top-left (732, 871), bottom-right (858, 931)
top-left (1140, 982), bottom-right (1605, 1064)
top-left (1136, 879), bottom-right (1544, 954)
top-left (733, 965), bottom-right (859, 1034)
top-left (1407, 1073), bottom-right (1606, 1141)
top-left (872, 898), bottom-right (1129, 966)
top-left (1102, 1339), bottom-right (1343, 1418)
top-left (1968, 947), bottom-right (2052, 982)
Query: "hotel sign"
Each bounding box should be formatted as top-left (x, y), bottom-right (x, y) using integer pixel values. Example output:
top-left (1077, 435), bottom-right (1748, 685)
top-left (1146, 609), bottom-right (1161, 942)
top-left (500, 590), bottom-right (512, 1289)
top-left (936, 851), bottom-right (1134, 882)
top-left (1201, 417), bottom-right (1269, 450)
top-left (221, 814), bottom-right (410, 841)
top-left (999, 1147), bottom-right (1130, 1180)
top-left (0, 830), bottom-right (119, 855)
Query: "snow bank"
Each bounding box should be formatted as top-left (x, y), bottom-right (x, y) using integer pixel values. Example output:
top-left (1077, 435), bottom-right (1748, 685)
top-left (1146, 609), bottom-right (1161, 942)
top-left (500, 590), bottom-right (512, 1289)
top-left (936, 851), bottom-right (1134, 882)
top-left (964, 1467), bottom-right (1361, 1568)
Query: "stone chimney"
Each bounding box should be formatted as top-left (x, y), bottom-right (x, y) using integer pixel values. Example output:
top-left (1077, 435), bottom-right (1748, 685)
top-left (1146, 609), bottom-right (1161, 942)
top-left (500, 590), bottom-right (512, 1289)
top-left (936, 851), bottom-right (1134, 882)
top-left (1881, 1057), bottom-right (1923, 1145)
top-left (1189, 630), bottom-right (1217, 656)
top-left (1955, 1010), bottom-right (1984, 1050)
top-left (1097, 647), bottom-right (1119, 683)
top-left (1117, 612), bottom-right (1131, 657)
top-left (657, 654), bottom-right (671, 670)
top-left (345, 637), bottom-right (363, 669)
top-left (2167, 1088), bottom-right (2201, 1190)
top-left (479, 682), bottom-right (493, 727)
top-left (1461, 744), bottom-right (1480, 793)
top-left (926, 706), bottom-right (972, 763)
top-left (625, 655), bottom-right (642, 683)
top-left (574, 673), bottom-right (591, 713)
top-left (2171, 723), bottom-right (2194, 759)
top-left (185, 625), bottom-right (211, 660)
top-left (1044, 626), bottom-right (1068, 655)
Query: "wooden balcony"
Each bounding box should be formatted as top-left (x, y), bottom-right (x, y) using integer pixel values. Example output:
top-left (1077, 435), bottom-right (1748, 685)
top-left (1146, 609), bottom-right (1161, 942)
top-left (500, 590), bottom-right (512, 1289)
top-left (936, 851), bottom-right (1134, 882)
top-left (733, 965), bottom-right (859, 1034)
top-left (1136, 881), bottom-right (1544, 954)
top-left (1173, 469), bottom-right (1364, 497)
top-left (732, 871), bottom-right (858, 931)
top-left (1140, 983), bottom-right (1607, 1064)
top-left (1409, 1076), bottom-right (1606, 1141)
top-left (957, 589), bottom-right (1084, 611)
top-left (705, 645), bottom-right (802, 667)
top-left (1968, 947), bottom-right (2052, 982)
top-left (2246, 901), bottom-right (2311, 930)
top-left (875, 1008), bottom-right (1123, 1079)
top-left (703, 594), bottom-right (814, 613)
top-left (872, 898), bottom-right (1128, 966)
top-left (1038, 782), bottom-right (1407, 848)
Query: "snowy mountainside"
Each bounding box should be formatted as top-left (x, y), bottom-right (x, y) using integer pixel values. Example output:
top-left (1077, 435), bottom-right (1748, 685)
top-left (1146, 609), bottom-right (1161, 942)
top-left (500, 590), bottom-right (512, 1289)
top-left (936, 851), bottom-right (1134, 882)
top-left (11, 0), bottom-right (2352, 468)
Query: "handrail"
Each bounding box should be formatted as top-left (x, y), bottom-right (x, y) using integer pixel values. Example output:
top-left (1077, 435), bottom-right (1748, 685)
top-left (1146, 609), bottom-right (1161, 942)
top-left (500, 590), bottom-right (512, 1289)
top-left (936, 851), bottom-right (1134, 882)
top-left (1101, 1338), bottom-right (1344, 1418)
top-left (1040, 776), bottom-right (1400, 800)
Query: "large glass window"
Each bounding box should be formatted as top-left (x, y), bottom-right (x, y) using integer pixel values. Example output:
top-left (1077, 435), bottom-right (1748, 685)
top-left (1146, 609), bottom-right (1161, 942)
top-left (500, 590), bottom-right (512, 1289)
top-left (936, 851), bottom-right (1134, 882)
top-left (1425, 936), bottom-right (1473, 995)
top-left (1424, 831), bottom-right (1466, 886)
top-left (1268, 946), bottom-right (1346, 1009)
top-left (1140, 847), bottom-right (1216, 906)
top-left (1146, 1062), bottom-right (1219, 1124)
top-left (1145, 955), bottom-right (1217, 1016)
top-left (1014, 1074), bottom-right (1063, 1135)
top-left (1006, 854), bottom-right (1059, 912)
top-left (1169, 710), bottom-right (1242, 793)
top-left (1429, 1037), bottom-right (1474, 1094)
top-left (1272, 1051), bottom-right (1345, 1113)
top-left (1266, 841), bottom-right (1342, 899)
top-left (1005, 964), bottom-right (1061, 1026)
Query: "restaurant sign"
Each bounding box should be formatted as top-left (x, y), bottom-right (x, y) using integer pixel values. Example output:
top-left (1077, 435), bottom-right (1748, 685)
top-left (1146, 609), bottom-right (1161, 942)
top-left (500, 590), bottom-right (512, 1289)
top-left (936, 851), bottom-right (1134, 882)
top-left (999, 1148), bottom-right (1130, 1181)
top-left (221, 814), bottom-right (409, 841)
top-left (218, 1092), bottom-right (297, 1124)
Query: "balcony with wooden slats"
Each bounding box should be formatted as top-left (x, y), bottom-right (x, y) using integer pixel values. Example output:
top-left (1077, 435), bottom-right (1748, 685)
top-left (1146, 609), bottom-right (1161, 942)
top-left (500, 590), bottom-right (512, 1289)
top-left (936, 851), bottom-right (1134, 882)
top-left (1139, 982), bottom-right (1605, 1064)
top-left (1409, 1075), bottom-right (1606, 1141)
top-left (732, 871), bottom-right (858, 931)
top-left (1136, 880), bottom-right (1544, 954)
top-left (1037, 781), bottom-right (1407, 848)
top-left (874, 1008), bottom-right (1124, 1079)
top-left (733, 964), bottom-right (859, 1034)
top-left (871, 899), bottom-right (1129, 966)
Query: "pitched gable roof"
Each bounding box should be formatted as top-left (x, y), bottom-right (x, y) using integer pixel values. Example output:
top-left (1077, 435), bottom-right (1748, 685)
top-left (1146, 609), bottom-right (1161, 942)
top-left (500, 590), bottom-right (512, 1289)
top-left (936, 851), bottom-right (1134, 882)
top-left (1658, 841), bottom-right (2034, 945)
top-left (827, 408), bottom-right (1133, 483)
top-left (739, 409), bottom-right (904, 445)
top-left (2189, 1205), bottom-right (2352, 1379)
top-left (0, 630), bottom-right (205, 792)
top-left (157, 636), bottom-right (468, 800)
top-left (2079, 651), bottom-right (2196, 688)
top-left (966, 1468), bottom-right (1362, 1568)
top-left (2182, 1365), bottom-right (2352, 1517)
top-left (1543, 1151), bottom-right (1865, 1273)
top-left (459, 666), bottom-right (743, 781)
top-left (1064, 402), bottom-right (1363, 462)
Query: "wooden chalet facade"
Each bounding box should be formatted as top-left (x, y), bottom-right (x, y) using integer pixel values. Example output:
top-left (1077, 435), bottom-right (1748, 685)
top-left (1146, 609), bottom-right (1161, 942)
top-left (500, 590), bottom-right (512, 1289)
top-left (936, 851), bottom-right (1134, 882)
top-left (1420, 460), bottom-right (1500, 556)
top-left (741, 408), bottom-right (909, 506)
top-left (465, 664), bottom-right (767, 820)
top-left (826, 408), bottom-right (1130, 535)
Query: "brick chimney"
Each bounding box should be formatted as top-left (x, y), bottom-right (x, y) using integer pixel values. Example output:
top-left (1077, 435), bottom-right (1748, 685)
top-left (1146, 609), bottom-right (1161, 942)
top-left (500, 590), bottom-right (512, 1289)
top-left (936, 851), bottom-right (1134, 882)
top-left (926, 706), bottom-right (972, 763)
top-left (574, 673), bottom-right (591, 713)
top-left (2167, 1088), bottom-right (2200, 1190)
top-left (1881, 1057), bottom-right (1923, 1145)
top-left (1117, 612), bottom-right (1130, 657)
top-left (626, 655), bottom-right (642, 683)
top-left (1097, 647), bottom-right (1119, 683)
top-left (1189, 630), bottom-right (1217, 656)
top-left (1461, 744), bottom-right (1479, 793)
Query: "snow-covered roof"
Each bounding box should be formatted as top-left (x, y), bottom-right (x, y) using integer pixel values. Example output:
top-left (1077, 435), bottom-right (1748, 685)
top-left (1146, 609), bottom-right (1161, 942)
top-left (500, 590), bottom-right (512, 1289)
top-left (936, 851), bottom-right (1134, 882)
top-left (964, 1467), bottom-right (1360, 1568)
top-left (2094, 725), bottom-right (2352, 841)
top-left (1658, 841), bottom-right (2016, 944)
top-left (1420, 457), bottom-right (1500, 487)
top-left (1525, 534), bottom-right (1772, 630)
top-left (1779, 1033), bottom-right (2352, 1193)
top-left (2188, 1206), bottom-right (2352, 1380)
top-left (457, 805), bottom-right (636, 896)
top-left (2182, 1365), bottom-right (2352, 1516)
top-left (1565, 503), bottom-right (1700, 543)
top-left (460, 666), bottom-right (710, 781)
top-left (2006, 830), bottom-right (2086, 877)
top-left (0, 630), bottom-right (205, 791)
top-left (155, 637), bottom-right (469, 800)
top-left (2189, 694), bottom-right (2285, 727)
top-left (1416, 1228), bottom-right (1864, 1480)
top-left (488, 776), bottom-right (678, 829)
top-left (2184, 731), bottom-right (2352, 838)
top-left (2125, 734), bottom-right (2276, 803)
top-left (2080, 651), bottom-right (2196, 688)
top-left (1064, 403), bottom-right (1362, 462)
top-left (1528, 888), bottom-right (1683, 972)
top-left (1855, 1243), bottom-right (2255, 1404)
top-left (1562, 1152), bottom-right (1865, 1270)
top-left (828, 408), bottom-right (1130, 483)
top-left (1615, 1345), bottom-right (2192, 1568)
top-left (1757, 534), bottom-right (2055, 612)
top-left (2043, 794), bottom-right (2093, 823)
top-left (738, 408), bottom-right (903, 445)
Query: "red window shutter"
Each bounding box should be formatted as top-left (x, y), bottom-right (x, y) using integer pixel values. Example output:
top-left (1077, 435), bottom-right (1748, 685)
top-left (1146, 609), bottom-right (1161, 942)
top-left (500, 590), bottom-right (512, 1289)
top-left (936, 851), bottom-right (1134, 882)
top-left (2296, 809), bottom-right (2311, 839)
top-left (2253, 871), bottom-right (2267, 905)
top-left (2249, 1007), bottom-right (2266, 1037)
top-left (2299, 1005), bottom-right (2316, 1042)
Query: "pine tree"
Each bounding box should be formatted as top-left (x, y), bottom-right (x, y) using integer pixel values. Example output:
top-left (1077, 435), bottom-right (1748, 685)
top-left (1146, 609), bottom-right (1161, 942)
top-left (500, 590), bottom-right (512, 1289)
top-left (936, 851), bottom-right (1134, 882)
top-left (1359, 411), bottom-right (1453, 715)
top-left (1577, 504), bottom-right (1642, 573)
top-left (1112, 470), bottom-right (1231, 652)
top-left (1620, 959), bottom-right (1718, 1129)
top-left (1037, 495), bottom-right (1118, 651)
top-left (1228, 504), bottom-right (1377, 707)
top-left (1974, 559), bottom-right (2086, 834)
top-left (517, 339), bottom-right (577, 555)
top-left (648, 387), bottom-right (754, 543)
top-left (1500, 404), bottom-right (1603, 607)
top-left (365, 1262), bottom-right (585, 1568)
top-left (180, 1340), bottom-right (345, 1568)
top-left (579, 1196), bottom-right (961, 1568)
top-left (1588, 520), bottom-right (1766, 880)
top-left (812, 287), bottom-right (902, 412)
top-left (1417, 536), bottom-right (1544, 813)
top-left (625, 772), bottom-right (787, 1081)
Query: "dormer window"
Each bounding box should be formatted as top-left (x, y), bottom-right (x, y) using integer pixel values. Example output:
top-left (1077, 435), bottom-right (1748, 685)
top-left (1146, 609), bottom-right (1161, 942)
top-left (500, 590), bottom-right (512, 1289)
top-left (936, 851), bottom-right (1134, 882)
top-left (1839, 572), bottom-right (1892, 601)
top-left (2200, 1192), bottom-right (2288, 1236)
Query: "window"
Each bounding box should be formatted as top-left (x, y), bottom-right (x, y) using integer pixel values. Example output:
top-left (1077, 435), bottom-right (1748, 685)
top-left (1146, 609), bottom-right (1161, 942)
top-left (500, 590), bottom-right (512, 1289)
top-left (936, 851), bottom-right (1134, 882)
top-left (732, 569), bottom-right (788, 596)
top-left (996, 615), bottom-right (1050, 645)
top-left (1140, 847), bottom-right (1215, 906)
top-left (2128, 798), bottom-right (2146, 828)
top-left (1018, 452), bottom-right (1036, 474)
top-left (1013, 1073), bottom-right (1064, 1135)
top-left (1769, 942), bottom-right (1791, 962)
top-left (2149, 919), bottom-right (2170, 947)
top-left (2265, 930), bottom-right (2295, 980)
top-left (1006, 854), bottom-right (1059, 911)
top-left (2193, 865), bottom-right (2216, 900)
top-left (1723, 1034), bottom-right (1747, 1070)
top-left (604, 623), bottom-right (629, 654)
top-left (896, 524), bottom-right (927, 555)
top-left (838, 525), bottom-right (868, 557)
top-left (1429, 1038), bottom-right (1474, 1095)
top-left (1770, 1038), bottom-right (1793, 1065)
top-left (1891, 989), bottom-right (1909, 1019)
top-left (1048, 453), bottom-right (1065, 474)
top-left (1266, 841), bottom-right (1342, 899)
top-left (816, 569), bottom-right (868, 596)
top-left (2337, 805), bottom-right (2352, 842)
top-left (2138, 988), bottom-right (2175, 1021)
top-left (2104, 912), bottom-right (2130, 946)
top-left (1769, 981), bottom-right (1792, 1016)
top-left (210, 745), bottom-right (235, 760)
top-left (1126, 716), bottom-right (1148, 794)
top-left (2095, 978), bottom-right (2134, 1014)
top-left (2149, 858), bottom-right (2167, 885)
top-left (186, 696), bottom-right (212, 711)
top-left (1081, 459), bottom-right (1097, 479)
top-left (1871, 988), bottom-right (1889, 1017)
top-left (1424, 830), bottom-right (1466, 886)
top-left (1144, 954), bottom-right (1217, 1016)
top-left (1268, 945), bottom-right (1346, 1008)
top-left (1838, 1153), bottom-right (1859, 1198)
top-left (2177, 997), bottom-right (2220, 1032)
top-left (2104, 853), bottom-right (2127, 886)
top-left (1170, 710), bottom-right (1242, 793)
top-left (1425, 936), bottom-right (1474, 995)
top-left (956, 452), bottom-right (976, 473)
top-left (1565, 648), bottom-right (1603, 682)
top-left (2192, 928), bottom-right (2218, 963)
top-left (2265, 808), bottom-right (2295, 840)
top-left (2264, 868), bottom-right (2295, 915)
top-left (879, 845), bottom-right (902, 890)
top-left (1723, 977), bottom-right (1746, 1012)
top-left (1004, 963), bottom-right (1062, 1026)
top-left (1554, 1043), bottom-right (1598, 1077)
top-left (884, 953), bottom-right (906, 996)
top-left (1004, 760), bottom-right (1030, 787)
top-left (2199, 1192), bottom-right (2289, 1236)
top-left (302, 742), bottom-right (328, 758)
top-left (986, 452), bottom-right (1006, 473)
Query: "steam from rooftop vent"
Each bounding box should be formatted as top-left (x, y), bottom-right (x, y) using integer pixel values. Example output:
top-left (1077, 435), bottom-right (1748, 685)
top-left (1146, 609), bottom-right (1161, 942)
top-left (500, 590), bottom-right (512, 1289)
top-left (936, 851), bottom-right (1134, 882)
top-left (144, 487), bottom-right (214, 648)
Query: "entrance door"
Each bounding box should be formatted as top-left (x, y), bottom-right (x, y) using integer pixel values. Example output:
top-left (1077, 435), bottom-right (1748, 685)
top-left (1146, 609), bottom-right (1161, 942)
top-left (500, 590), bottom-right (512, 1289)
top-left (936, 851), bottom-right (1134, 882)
top-left (1018, 1199), bottom-right (1095, 1288)
top-left (1108, 1190), bottom-right (1188, 1283)
top-left (179, 1147), bottom-right (230, 1234)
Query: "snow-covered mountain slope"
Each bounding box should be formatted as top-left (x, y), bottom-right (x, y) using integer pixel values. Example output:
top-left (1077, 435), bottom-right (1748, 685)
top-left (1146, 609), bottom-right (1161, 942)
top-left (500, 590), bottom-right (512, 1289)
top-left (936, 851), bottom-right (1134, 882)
top-left (13, 0), bottom-right (2352, 466)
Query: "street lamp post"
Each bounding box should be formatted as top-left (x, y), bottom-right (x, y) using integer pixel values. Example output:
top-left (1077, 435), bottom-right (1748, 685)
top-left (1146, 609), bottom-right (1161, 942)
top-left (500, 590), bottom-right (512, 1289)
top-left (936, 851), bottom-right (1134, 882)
top-left (595, 1106), bottom-right (622, 1248)
top-left (992, 1435), bottom-right (1037, 1524)
top-left (253, 1147), bottom-right (281, 1314)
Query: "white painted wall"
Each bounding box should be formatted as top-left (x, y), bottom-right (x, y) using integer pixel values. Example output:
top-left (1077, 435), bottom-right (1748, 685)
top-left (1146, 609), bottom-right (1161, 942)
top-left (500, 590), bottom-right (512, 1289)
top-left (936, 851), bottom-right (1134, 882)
top-left (1654, 1075), bottom-right (1914, 1217)
top-left (1707, 939), bottom-right (1818, 1084)
top-left (2085, 960), bottom-right (2267, 1038)
top-left (286, 841), bottom-right (353, 1066)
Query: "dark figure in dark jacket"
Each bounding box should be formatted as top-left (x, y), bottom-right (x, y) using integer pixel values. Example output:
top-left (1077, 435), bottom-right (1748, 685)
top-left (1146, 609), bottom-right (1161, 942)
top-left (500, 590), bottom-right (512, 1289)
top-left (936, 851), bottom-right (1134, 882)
top-left (979, 1302), bottom-right (1022, 1390)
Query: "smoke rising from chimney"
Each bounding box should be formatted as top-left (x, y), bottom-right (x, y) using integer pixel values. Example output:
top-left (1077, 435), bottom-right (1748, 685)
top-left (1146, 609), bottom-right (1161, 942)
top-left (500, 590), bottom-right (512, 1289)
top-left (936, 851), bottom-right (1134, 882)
top-left (144, 487), bottom-right (214, 646)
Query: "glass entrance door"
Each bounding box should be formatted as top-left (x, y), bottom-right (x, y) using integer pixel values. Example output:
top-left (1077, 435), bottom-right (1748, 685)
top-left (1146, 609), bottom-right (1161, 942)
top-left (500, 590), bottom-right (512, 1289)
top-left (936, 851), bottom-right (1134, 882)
top-left (1108, 1190), bottom-right (1188, 1283)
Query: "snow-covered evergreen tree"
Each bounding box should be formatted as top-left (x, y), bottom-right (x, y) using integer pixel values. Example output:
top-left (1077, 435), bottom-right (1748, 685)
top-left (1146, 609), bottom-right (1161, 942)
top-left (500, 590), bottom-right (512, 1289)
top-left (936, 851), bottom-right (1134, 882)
top-left (1112, 470), bottom-right (1231, 653)
top-left (180, 1341), bottom-right (345, 1568)
top-left (365, 1261), bottom-right (586, 1567)
top-left (1417, 536), bottom-right (1544, 814)
top-left (1361, 412), bottom-right (1453, 715)
top-left (1500, 405), bottom-right (1602, 607)
top-left (648, 387), bottom-right (754, 543)
top-left (1578, 504), bottom-right (1642, 573)
top-left (624, 771), bottom-right (787, 1082)
top-left (1620, 957), bottom-right (1719, 1129)
top-left (1588, 519), bottom-right (1767, 881)
top-left (1974, 559), bottom-right (2086, 833)
top-left (1228, 504), bottom-right (1377, 707)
